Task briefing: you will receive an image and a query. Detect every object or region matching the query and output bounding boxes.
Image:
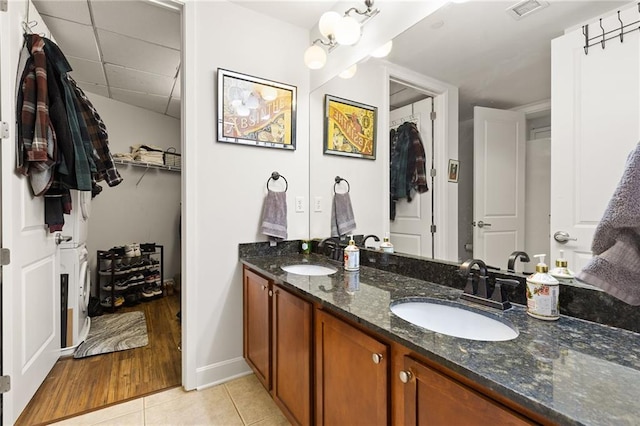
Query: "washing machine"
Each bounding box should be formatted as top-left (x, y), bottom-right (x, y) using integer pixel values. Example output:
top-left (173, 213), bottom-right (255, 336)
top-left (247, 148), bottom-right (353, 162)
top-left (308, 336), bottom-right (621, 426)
top-left (60, 244), bottom-right (91, 354)
top-left (60, 189), bottom-right (92, 248)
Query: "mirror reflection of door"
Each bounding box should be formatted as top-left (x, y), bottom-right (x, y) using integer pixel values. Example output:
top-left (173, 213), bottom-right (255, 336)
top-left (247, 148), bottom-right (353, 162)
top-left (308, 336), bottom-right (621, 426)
top-left (389, 82), bottom-right (434, 258)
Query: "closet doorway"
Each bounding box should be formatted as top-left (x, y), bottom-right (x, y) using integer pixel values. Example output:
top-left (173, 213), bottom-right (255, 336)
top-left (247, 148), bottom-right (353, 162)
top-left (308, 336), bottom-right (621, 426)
top-left (389, 80), bottom-right (439, 259)
top-left (15, 0), bottom-right (185, 424)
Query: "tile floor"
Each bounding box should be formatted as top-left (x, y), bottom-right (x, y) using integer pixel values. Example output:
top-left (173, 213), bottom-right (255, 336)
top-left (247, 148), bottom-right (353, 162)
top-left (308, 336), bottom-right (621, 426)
top-left (51, 374), bottom-right (291, 426)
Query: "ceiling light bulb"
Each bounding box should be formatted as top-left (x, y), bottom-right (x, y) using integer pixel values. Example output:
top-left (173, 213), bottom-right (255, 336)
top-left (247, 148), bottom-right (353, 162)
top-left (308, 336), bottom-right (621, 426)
top-left (370, 40), bottom-right (393, 58)
top-left (334, 15), bottom-right (361, 46)
top-left (260, 86), bottom-right (278, 101)
top-left (339, 64), bottom-right (357, 79)
top-left (304, 44), bottom-right (327, 70)
top-left (319, 11), bottom-right (341, 38)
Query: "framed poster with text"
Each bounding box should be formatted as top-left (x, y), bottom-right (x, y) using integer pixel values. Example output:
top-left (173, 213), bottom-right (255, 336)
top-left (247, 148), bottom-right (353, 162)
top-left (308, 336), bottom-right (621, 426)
top-left (324, 94), bottom-right (377, 160)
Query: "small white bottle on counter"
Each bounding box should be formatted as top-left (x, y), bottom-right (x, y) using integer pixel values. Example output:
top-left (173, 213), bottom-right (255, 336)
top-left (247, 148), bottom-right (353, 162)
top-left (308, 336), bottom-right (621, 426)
top-left (526, 254), bottom-right (560, 321)
top-left (549, 250), bottom-right (575, 285)
top-left (344, 235), bottom-right (360, 271)
top-left (380, 233), bottom-right (394, 253)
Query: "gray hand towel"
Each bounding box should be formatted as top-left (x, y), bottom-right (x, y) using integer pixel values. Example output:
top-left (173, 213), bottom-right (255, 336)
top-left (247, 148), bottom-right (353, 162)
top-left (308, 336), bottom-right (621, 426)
top-left (331, 192), bottom-right (356, 237)
top-left (577, 143), bottom-right (640, 305)
top-left (261, 190), bottom-right (287, 241)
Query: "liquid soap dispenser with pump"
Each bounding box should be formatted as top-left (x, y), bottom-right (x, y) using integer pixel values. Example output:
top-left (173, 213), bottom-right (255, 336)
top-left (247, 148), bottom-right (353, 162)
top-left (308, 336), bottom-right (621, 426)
top-left (344, 235), bottom-right (360, 271)
top-left (526, 254), bottom-right (560, 321)
top-left (550, 250), bottom-right (575, 285)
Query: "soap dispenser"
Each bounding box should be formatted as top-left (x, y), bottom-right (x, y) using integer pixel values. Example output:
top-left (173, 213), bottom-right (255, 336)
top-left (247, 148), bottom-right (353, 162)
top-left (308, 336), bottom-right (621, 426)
top-left (550, 250), bottom-right (575, 285)
top-left (380, 233), bottom-right (394, 253)
top-left (526, 254), bottom-right (560, 321)
top-left (344, 235), bottom-right (360, 271)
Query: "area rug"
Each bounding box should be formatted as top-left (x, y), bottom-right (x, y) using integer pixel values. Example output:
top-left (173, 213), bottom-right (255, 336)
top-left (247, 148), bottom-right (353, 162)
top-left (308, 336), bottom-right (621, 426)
top-left (74, 311), bottom-right (148, 359)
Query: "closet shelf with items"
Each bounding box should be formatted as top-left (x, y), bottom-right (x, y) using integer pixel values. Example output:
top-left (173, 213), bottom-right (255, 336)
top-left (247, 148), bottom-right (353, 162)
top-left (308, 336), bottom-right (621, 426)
top-left (97, 243), bottom-right (164, 310)
top-left (113, 158), bottom-right (181, 172)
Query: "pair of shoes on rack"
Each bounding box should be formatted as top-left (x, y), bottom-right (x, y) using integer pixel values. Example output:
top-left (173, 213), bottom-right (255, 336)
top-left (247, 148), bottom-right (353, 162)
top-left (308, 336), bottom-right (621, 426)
top-left (144, 270), bottom-right (160, 285)
top-left (141, 285), bottom-right (163, 299)
top-left (141, 242), bottom-right (156, 253)
top-left (125, 273), bottom-right (145, 286)
top-left (125, 243), bottom-right (141, 258)
top-left (102, 279), bottom-right (128, 292)
top-left (100, 295), bottom-right (124, 308)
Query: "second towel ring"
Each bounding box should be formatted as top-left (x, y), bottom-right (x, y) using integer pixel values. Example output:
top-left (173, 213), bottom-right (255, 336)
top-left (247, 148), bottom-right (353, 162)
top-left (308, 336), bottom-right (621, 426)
top-left (334, 176), bottom-right (350, 194)
top-left (267, 171), bottom-right (288, 192)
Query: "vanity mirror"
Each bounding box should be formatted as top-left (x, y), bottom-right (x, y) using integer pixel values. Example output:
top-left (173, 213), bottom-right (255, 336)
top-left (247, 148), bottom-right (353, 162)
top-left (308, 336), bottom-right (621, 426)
top-left (309, 1), bottom-right (629, 278)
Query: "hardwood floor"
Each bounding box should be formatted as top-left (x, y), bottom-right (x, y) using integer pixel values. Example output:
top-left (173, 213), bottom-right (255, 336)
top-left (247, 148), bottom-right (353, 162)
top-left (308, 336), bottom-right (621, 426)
top-left (16, 293), bottom-right (182, 426)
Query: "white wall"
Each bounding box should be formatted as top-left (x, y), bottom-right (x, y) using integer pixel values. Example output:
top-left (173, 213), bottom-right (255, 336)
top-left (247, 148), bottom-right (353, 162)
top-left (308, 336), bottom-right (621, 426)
top-left (85, 94), bottom-right (181, 281)
top-left (309, 61), bottom-right (387, 240)
top-left (184, 1), bottom-right (310, 388)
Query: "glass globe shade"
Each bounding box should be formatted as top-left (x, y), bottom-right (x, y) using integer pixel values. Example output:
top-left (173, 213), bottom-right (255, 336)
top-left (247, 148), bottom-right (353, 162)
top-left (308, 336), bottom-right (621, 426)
top-left (304, 45), bottom-right (327, 70)
top-left (319, 11), bottom-right (341, 38)
top-left (371, 41), bottom-right (393, 58)
top-left (334, 15), bottom-right (361, 46)
top-left (339, 64), bottom-right (357, 79)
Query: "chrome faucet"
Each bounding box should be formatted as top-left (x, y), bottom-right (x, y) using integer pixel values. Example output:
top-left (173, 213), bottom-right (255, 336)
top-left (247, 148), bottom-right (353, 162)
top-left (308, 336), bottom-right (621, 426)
top-left (459, 258), bottom-right (518, 310)
top-left (507, 251), bottom-right (530, 273)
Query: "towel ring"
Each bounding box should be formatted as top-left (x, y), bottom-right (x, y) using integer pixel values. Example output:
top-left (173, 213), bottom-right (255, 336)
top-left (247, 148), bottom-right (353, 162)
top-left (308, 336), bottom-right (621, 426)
top-left (334, 176), bottom-right (350, 194)
top-left (267, 171), bottom-right (288, 192)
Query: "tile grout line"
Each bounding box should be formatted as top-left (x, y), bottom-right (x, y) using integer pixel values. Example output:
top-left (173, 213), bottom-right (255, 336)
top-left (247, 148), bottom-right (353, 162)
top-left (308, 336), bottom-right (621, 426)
top-left (223, 382), bottom-right (249, 425)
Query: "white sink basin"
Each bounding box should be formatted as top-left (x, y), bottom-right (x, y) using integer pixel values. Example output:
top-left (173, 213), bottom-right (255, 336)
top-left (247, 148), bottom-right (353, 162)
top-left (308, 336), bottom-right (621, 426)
top-left (390, 300), bottom-right (519, 341)
top-left (281, 264), bottom-right (337, 276)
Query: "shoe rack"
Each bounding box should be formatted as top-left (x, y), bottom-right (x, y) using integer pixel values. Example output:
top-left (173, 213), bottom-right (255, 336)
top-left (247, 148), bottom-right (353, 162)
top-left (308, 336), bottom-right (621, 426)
top-left (96, 244), bottom-right (165, 311)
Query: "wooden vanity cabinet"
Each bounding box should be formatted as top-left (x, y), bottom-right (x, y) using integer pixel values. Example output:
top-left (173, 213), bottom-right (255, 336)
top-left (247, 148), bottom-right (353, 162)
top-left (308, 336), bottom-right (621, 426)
top-left (397, 355), bottom-right (535, 425)
top-left (315, 309), bottom-right (389, 425)
top-left (242, 267), bottom-right (313, 425)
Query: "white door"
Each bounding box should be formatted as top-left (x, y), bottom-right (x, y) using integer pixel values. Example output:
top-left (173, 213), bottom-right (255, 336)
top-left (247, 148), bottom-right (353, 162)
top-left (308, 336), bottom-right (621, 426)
top-left (550, 8), bottom-right (640, 274)
top-left (390, 98), bottom-right (434, 257)
top-left (473, 107), bottom-right (526, 270)
top-left (1, 3), bottom-right (61, 424)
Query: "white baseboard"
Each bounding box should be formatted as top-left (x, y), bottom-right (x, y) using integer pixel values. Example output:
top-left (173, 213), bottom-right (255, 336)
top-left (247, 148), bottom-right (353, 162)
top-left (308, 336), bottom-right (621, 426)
top-left (196, 356), bottom-right (251, 390)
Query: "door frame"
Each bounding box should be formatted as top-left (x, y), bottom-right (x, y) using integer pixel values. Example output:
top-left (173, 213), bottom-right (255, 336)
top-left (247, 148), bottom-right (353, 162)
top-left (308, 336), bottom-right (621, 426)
top-left (383, 62), bottom-right (459, 262)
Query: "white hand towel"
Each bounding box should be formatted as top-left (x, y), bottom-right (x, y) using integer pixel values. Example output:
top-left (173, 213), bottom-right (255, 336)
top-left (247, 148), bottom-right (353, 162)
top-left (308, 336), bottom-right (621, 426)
top-left (577, 142), bottom-right (640, 305)
top-left (331, 192), bottom-right (356, 237)
top-left (261, 190), bottom-right (287, 241)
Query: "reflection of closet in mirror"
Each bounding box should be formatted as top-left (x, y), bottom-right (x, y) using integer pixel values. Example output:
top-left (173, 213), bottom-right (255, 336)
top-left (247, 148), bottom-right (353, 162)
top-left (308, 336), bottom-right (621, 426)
top-left (389, 81), bottom-right (435, 258)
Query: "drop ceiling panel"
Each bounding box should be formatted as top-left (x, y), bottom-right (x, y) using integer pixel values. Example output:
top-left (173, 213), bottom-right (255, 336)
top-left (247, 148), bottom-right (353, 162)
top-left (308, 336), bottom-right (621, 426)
top-left (67, 56), bottom-right (107, 85)
top-left (105, 64), bottom-right (174, 97)
top-left (39, 15), bottom-right (100, 61)
top-left (32, 0), bottom-right (92, 25)
top-left (76, 81), bottom-right (109, 98)
top-left (111, 87), bottom-right (170, 115)
top-left (91, 0), bottom-right (181, 50)
top-left (98, 30), bottom-right (180, 77)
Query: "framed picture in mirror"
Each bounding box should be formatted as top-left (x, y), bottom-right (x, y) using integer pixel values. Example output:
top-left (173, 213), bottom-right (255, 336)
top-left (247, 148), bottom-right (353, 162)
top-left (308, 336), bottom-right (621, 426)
top-left (217, 68), bottom-right (297, 150)
top-left (324, 94), bottom-right (377, 160)
top-left (448, 159), bottom-right (459, 183)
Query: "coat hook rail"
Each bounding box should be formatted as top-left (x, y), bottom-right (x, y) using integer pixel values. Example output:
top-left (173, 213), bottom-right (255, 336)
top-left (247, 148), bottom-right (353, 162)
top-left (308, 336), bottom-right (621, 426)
top-left (583, 5), bottom-right (640, 55)
top-left (334, 176), bottom-right (350, 194)
top-left (267, 171), bottom-right (288, 192)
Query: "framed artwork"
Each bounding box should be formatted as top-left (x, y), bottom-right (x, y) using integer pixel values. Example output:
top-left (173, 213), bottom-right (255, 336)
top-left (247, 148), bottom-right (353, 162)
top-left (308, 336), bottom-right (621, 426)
top-left (324, 94), bottom-right (377, 160)
top-left (448, 159), bottom-right (459, 183)
top-left (217, 68), bottom-right (296, 150)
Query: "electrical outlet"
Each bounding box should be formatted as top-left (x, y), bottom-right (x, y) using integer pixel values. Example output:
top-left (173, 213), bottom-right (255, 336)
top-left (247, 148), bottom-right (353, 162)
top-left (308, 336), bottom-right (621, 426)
top-left (314, 196), bottom-right (322, 212)
top-left (295, 196), bottom-right (304, 212)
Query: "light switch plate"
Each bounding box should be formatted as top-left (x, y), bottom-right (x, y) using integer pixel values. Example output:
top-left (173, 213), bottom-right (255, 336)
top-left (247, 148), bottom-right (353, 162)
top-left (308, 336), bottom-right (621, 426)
top-left (314, 196), bottom-right (322, 212)
top-left (295, 196), bottom-right (304, 212)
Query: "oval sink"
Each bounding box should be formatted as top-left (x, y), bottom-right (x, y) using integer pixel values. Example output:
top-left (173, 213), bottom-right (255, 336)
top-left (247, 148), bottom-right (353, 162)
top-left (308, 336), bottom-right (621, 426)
top-left (281, 264), bottom-right (337, 276)
top-left (390, 300), bottom-right (519, 341)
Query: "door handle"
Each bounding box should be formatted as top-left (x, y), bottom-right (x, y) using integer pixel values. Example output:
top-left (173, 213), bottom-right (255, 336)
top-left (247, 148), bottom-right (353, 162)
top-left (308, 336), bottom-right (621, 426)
top-left (554, 231), bottom-right (577, 244)
top-left (55, 233), bottom-right (73, 245)
top-left (473, 221), bottom-right (492, 228)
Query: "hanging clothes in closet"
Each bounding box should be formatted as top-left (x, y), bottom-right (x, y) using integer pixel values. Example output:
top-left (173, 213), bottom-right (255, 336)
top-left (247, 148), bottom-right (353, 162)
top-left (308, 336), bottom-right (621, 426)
top-left (390, 121), bottom-right (429, 220)
top-left (16, 33), bottom-right (122, 232)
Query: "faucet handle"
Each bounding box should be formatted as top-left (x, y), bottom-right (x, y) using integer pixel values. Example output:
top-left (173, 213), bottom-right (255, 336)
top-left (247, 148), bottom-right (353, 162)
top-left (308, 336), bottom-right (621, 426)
top-left (491, 278), bottom-right (520, 304)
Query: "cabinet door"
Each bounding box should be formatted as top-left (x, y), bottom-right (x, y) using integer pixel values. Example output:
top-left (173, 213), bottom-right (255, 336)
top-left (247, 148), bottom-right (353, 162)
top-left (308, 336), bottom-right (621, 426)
top-left (315, 309), bottom-right (388, 425)
top-left (243, 268), bottom-right (271, 389)
top-left (401, 357), bottom-right (533, 425)
top-left (272, 285), bottom-right (313, 426)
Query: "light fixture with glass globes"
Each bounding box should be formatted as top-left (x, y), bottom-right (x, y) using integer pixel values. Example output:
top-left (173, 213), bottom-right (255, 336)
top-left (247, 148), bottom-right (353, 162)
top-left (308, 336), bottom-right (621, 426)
top-left (304, 0), bottom-right (382, 70)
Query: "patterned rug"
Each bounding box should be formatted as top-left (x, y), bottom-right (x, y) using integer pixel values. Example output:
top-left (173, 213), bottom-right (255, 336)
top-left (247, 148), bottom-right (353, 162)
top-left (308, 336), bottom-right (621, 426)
top-left (74, 311), bottom-right (148, 359)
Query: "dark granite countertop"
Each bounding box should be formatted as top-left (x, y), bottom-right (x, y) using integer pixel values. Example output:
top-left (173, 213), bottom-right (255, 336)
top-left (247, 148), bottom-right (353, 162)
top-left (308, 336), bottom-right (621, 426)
top-left (240, 253), bottom-right (640, 426)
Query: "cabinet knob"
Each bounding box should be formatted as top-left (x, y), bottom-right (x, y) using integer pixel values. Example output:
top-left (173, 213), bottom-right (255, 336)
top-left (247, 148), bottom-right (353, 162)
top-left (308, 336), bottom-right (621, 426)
top-left (261, 285), bottom-right (267, 291)
top-left (268, 290), bottom-right (273, 296)
top-left (399, 370), bottom-right (413, 383)
top-left (372, 353), bottom-right (383, 364)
